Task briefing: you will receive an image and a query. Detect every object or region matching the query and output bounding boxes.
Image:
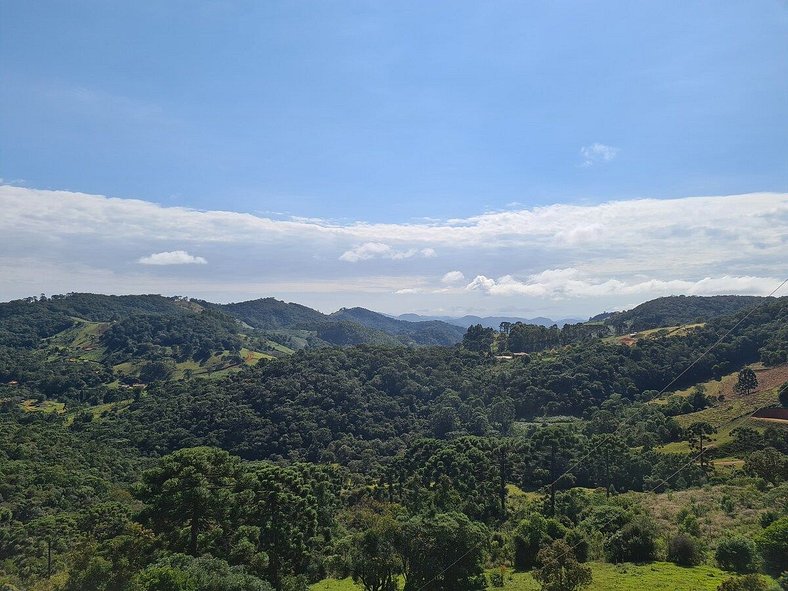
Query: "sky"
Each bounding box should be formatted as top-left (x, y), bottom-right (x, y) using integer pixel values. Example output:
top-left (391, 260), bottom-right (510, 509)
top-left (1, 1), bottom-right (787, 317)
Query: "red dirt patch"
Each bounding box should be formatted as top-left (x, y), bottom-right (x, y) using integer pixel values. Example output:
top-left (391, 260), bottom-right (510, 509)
top-left (752, 407), bottom-right (788, 420)
top-left (716, 364), bottom-right (788, 401)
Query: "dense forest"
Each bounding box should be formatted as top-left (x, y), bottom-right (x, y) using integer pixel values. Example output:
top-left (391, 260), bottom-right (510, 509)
top-left (1, 293), bottom-right (787, 591)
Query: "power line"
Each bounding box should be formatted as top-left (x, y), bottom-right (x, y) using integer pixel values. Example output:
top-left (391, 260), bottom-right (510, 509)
top-left (544, 277), bottom-right (788, 493)
top-left (413, 281), bottom-right (787, 590)
top-left (549, 400), bottom-right (778, 564)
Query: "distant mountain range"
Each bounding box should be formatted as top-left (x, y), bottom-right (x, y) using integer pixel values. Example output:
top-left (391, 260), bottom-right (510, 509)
top-left (395, 314), bottom-right (584, 329)
top-left (1, 293), bottom-right (771, 356)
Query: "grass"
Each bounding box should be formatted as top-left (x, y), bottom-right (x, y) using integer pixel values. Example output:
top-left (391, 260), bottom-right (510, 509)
top-left (88, 399), bottom-right (132, 419)
top-left (239, 347), bottom-right (274, 365)
top-left (310, 579), bottom-right (357, 591)
top-left (602, 323), bottom-right (705, 346)
top-left (310, 562), bottom-right (748, 591)
top-left (635, 483), bottom-right (781, 549)
top-left (20, 399), bottom-right (66, 414)
top-left (659, 387), bottom-right (781, 454)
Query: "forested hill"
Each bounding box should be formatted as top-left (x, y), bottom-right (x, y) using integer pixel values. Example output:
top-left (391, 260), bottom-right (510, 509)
top-left (210, 297), bottom-right (465, 346)
top-left (86, 296), bottom-right (788, 465)
top-left (602, 295), bottom-right (766, 333)
top-left (2, 293), bottom-right (787, 589)
top-left (329, 306), bottom-right (466, 345)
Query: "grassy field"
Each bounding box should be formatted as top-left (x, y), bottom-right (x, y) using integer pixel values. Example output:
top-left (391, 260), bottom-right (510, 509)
top-left (602, 323), bottom-right (705, 346)
top-left (636, 483), bottom-right (783, 548)
top-left (310, 562), bottom-right (755, 591)
top-left (659, 386), bottom-right (781, 454)
top-left (656, 364), bottom-right (788, 455)
top-left (20, 399), bottom-right (66, 414)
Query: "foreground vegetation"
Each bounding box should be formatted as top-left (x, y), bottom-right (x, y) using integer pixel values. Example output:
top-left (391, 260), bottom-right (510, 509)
top-left (1, 293), bottom-right (787, 590)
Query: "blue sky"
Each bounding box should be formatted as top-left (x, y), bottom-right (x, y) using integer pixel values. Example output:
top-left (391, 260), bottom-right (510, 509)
top-left (1, 2), bottom-right (787, 316)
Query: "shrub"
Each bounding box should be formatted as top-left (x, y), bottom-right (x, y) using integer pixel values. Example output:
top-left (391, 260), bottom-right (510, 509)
top-left (668, 533), bottom-right (705, 567)
top-left (717, 574), bottom-right (770, 591)
top-left (513, 515), bottom-right (551, 570)
top-left (565, 529), bottom-right (589, 563)
top-left (715, 537), bottom-right (761, 574)
top-left (757, 516), bottom-right (788, 575)
top-left (534, 540), bottom-right (592, 591)
top-left (488, 571), bottom-right (505, 588)
top-left (604, 518), bottom-right (659, 563)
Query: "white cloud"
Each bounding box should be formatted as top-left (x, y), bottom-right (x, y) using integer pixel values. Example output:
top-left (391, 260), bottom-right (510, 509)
top-left (138, 250), bottom-right (207, 265)
top-left (340, 242), bottom-right (436, 262)
top-left (441, 271), bottom-right (465, 284)
top-left (466, 268), bottom-right (782, 299)
top-left (0, 185), bottom-right (785, 316)
top-left (581, 143), bottom-right (619, 167)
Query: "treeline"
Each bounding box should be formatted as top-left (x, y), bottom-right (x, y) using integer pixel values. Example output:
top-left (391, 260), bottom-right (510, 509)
top-left (100, 311), bottom-right (243, 364)
top-left (70, 299), bottom-right (788, 470)
top-left (497, 321), bottom-right (610, 353)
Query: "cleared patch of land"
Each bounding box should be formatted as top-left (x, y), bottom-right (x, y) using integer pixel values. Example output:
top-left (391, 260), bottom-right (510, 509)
top-left (310, 562), bottom-right (759, 591)
top-left (658, 364), bottom-right (787, 454)
top-left (603, 323), bottom-right (705, 347)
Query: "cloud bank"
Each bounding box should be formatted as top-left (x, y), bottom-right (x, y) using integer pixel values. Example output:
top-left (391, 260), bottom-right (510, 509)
top-left (138, 250), bottom-right (207, 265)
top-left (0, 185), bottom-right (785, 316)
top-left (339, 242), bottom-right (437, 262)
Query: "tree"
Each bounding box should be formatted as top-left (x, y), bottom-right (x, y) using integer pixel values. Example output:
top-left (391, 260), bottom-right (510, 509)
top-left (401, 512), bottom-right (488, 591)
top-left (533, 540), bottom-right (592, 591)
top-left (513, 514), bottom-right (552, 571)
top-left (686, 422), bottom-right (716, 470)
top-left (349, 512), bottom-right (402, 591)
top-left (745, 447), bottom-right (788, 484)
top-left (135, 447), bottom-right (241, 556)
top-left (135, 555), bottom-right (273, 591)
top-left (139, 360), bottom-right (175, 384)
top-left (715, 537), bottom-right (761, 574)
top-left (235, 464), bottom-right (318, 591)
top-left (531, 428), bottom-right (578, 516)
top-left (130, 565), bottom-right (198, 591)
top-left (756, 516), bottom-right (788, 575)
top-left (462, 324), bottom-right (495, 353)
top-left (588, 434), bottom-right (629, 497)
top-left (735, 368), bottom-right (758, 396)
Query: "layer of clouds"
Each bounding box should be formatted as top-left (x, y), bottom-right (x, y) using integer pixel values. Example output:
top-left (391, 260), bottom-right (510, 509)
top-left (581, 142), bottom-right (619, 167)
top-left (339, 242), bottom-right (437, 262)
top-left (0, 185), bottom-right (785, 316)
top-left (465, 268), bottom-right (782, 299)
top-left (138, 250), bottom-right (207, 265)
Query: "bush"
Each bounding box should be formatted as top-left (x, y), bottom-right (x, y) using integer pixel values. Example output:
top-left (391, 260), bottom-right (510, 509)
top-left (605, 518), bottom-right (659, 563)
top-left (757, 516), bottom-right (788, 575)
top-left (565, 529), bottom-right (589, 563)
top-left (488, 571), bottom-right (505, 587)
top-left (534, 540), bottom-right (592, 591)
top-left (717, 574), bottom-right (770, 591)
top-left (513, 515), bottom-right (551, 570)
top-left (715, 537), bottom-right (761, 574)
top-left (668, 533), bottom-right (705, 567)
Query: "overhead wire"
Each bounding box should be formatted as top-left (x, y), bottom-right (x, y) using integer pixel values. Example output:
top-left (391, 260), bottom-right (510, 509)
top-left (411, 278), bottom-right (787, 591)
